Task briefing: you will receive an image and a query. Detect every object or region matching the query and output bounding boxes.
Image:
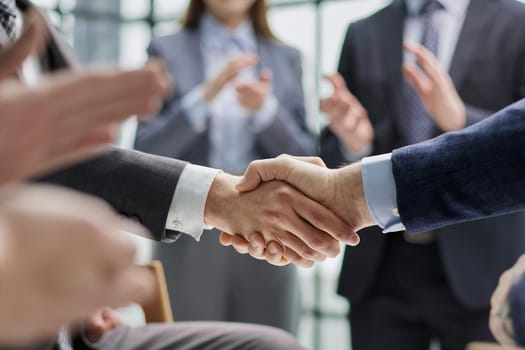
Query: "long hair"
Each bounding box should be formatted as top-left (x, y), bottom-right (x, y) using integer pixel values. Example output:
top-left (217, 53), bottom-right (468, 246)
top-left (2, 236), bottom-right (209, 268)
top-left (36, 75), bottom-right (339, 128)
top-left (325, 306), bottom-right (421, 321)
top-left (181, 0), bottom-right (275, 40)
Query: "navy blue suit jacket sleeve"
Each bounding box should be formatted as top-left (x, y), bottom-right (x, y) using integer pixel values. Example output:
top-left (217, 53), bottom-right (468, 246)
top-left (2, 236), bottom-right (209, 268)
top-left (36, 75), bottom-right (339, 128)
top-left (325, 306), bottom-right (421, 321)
top-left (392, 99), bottom-right (525, 233)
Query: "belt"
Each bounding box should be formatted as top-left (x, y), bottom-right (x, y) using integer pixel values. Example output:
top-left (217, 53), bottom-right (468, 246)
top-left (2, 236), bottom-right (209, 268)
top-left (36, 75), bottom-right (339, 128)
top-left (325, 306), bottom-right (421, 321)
top-left (403, 230), bottom-right (436, 245)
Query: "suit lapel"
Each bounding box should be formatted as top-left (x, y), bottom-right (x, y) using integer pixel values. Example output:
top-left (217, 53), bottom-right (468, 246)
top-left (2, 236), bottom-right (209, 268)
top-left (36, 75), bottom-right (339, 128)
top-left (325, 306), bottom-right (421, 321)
top-left (178, 29), bottom-right (205, 93)
top-left (256, 38), bottom-right (278, 93)
top-left (449, 0), bottom-right (502, 90)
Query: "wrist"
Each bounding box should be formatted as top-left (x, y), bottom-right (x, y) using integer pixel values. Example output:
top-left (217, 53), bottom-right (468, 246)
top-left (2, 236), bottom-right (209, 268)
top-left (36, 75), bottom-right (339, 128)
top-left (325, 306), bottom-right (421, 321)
top-left (334, 162), bottom-right (376, 230)
top-left (203, 82), bottom-right (219, 103)
top-left (203, 173), bottom-right (240, 231)
top-left (437, 104), bottom-right (467, 131)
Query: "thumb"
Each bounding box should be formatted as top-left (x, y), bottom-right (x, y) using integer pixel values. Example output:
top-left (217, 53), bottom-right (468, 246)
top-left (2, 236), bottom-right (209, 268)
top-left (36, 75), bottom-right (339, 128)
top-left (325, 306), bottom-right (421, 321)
top-left (236, 156), bottom-right (295, 192)
top-left (259, 69), bottom-right (272, 83)
top-left (236, 155), bottom-right (327, 192)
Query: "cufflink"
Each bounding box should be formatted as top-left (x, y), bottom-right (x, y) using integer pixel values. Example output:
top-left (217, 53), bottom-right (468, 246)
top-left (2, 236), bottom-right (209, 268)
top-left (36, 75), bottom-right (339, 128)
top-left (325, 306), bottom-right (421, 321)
top-left (172, 219), bottom-right (183, 231)
top-left (393, 208), bottom-right (400, 217)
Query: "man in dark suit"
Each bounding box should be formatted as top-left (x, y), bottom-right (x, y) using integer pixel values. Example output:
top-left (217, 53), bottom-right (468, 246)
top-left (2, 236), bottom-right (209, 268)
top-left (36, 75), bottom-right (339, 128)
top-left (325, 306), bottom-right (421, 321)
top-left (222, 96), bottom-right (525, 347)
top-left (319, 0), bottom-right (525, 349)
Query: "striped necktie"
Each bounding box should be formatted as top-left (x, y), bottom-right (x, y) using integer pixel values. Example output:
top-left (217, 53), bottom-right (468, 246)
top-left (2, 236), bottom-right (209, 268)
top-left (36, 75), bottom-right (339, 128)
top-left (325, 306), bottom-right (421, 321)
top-left (402, 0), bottom-right (444, 145)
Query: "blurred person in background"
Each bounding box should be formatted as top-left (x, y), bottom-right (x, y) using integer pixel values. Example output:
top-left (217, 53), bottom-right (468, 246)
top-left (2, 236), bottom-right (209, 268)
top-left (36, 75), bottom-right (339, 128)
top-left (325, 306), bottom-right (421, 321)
top-left (135, 0), bottom-right (316, 333)
top-left (319, 0), bottom-right (525, 349)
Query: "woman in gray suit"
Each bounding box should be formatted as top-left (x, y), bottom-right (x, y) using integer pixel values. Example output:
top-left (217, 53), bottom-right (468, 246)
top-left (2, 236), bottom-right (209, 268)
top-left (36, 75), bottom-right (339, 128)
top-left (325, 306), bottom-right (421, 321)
top-left (135, 0), bottom-right (316, 334)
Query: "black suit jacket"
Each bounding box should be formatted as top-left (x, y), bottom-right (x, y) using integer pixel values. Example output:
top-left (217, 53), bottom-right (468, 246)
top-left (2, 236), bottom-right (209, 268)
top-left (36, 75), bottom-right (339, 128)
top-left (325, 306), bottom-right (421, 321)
top-left (321, 0), bottom-right (525, 309)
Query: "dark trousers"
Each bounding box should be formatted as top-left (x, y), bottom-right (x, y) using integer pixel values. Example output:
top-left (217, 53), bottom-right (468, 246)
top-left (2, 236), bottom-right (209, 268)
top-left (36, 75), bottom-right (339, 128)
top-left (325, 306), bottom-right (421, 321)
top-left (349, 235), bottom-right (494, 350)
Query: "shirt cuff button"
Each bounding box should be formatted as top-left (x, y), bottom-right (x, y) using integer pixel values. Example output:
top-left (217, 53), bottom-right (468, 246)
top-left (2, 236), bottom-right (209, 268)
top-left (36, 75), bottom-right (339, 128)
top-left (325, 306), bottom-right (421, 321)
top-left (172, 219), bottom-right (183, 231)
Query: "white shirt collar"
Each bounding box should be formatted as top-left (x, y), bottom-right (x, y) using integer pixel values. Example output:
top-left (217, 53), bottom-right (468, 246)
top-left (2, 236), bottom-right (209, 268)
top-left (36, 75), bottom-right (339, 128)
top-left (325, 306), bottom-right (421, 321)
top-left (405, 0), bottom-right (470, 17)
top-left (200, 14), bottom-right (257, 52)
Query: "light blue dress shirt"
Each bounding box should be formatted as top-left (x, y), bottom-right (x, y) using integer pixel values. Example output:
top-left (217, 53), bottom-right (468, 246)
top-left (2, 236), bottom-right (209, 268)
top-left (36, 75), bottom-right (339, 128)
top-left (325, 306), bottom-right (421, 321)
top-left (361, 0), bottom-right (470, 233)
top-left (181, 15), bottom-right (279, 174)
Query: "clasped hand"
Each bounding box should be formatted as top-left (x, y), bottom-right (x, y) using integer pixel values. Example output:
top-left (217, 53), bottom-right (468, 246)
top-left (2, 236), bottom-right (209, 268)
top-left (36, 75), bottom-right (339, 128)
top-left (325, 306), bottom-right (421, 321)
top-left (212, 155), bottom-right (376, 268)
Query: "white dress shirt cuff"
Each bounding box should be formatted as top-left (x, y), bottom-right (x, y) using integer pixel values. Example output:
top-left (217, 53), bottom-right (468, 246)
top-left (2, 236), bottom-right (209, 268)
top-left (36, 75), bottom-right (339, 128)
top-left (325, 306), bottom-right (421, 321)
top-left (181, 86), bottom-right (209, 133)
top-left (361, 154), bottom-right (406, 233)
top-left (249, 94), bottom-right (279, 132)
top-left (165, 164), bottom-right (221, 241)
top-left (340, 142), bottom-right (373, 163)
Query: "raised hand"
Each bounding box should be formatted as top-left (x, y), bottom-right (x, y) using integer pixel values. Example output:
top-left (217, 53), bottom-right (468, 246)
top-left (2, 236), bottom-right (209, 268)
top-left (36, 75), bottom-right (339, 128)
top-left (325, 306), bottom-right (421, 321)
top-left (217, 156), bottom-right (377, 266)
top-left (490, 255), bottom-right (525, 349)
top-left (235, 69), bottom-right (272, 113)
top-left (403, 41), bottom-right (466, 132)
top-left (321, 73), bottom-right (374, 153)
top-left (0, 61), bottom-right (171, 186)
top-left (204, 170), bottom-right (360, 268)
top-left (0, 185), bottom-right (156, 346)
top-left (203, 53), bottom-right (258, 102)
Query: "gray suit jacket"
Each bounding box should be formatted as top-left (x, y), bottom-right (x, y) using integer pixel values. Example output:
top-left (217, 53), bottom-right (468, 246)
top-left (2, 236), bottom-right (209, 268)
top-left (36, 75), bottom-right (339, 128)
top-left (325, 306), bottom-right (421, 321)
top-left (134, 29), bottom-right (316, 164)
top-left (322, 0), bottom-right (525, 309)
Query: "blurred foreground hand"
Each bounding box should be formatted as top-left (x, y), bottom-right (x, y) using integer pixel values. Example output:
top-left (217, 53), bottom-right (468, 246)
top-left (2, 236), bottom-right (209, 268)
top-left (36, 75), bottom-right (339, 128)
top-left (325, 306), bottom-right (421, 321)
top-left (0, 185), bottom-right (156, 346)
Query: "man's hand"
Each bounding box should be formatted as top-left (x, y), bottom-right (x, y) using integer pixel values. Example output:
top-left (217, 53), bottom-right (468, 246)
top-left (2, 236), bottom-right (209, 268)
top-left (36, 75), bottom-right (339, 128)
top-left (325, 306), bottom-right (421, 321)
top-left (204, 170), bottom-right (360, 268)
top-left (216, 156), bottom-right (376, 266)
top-left (203, 54), bottom-right (258, 102)
top-left (320, 73), bottom-right (374, 153)
top-left (84, 308), bottom-right (124, 344)
top-left (0, 185), bottom-right (156, 346)
top-left (235, 69), bottom-right (272, 113)
top-left (0, 61), bottom-right (171, 185)
top-left (403, 41), bottom-right (466, 132)
top-left (490, 255), bottom-right (525, 349)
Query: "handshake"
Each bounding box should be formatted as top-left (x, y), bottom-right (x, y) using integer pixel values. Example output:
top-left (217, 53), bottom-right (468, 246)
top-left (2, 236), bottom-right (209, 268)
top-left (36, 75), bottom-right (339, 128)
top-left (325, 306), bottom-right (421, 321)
top-left (205, 155), bottom-right (377, 268)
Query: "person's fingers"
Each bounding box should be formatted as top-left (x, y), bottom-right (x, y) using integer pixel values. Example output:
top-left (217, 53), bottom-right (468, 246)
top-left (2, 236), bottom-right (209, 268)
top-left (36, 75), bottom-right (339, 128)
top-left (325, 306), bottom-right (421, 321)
top-left (247, 232), bottom-right (266, 258)
top-left (223, 55), bottom-right (258, 81)
top-left (143, 59), bottom-right (173, 99)
top-left (30, 127), bottom-right (115, 177)
top-left (219, 232), bottom-right (251, 255)
top-left (35, 68), bottom-right (169, 127)
top-left (324, 73), bottom-right (347, 92)
top-left (404, 41), bottom-right (441, 82)
top-left (259, 69), bottom-right (272, 83)
top-left (105, 265), bottom-right (157, 308)
top-left (292, 191), bottom-right (359, 247)
top-left (65, 93), bottom-right (162, 132)
top-left (281, 247), bottom-right (314, 268)
top-left (403, 63), bottom-right (432, 97)
top-left (273, 228), bottom-right (327, 262)
top-left (264, 240), bottom-right (288, 265)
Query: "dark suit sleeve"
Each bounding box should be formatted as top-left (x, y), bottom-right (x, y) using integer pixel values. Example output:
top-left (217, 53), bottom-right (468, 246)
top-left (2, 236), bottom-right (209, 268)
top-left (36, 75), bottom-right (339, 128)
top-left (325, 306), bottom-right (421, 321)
top-left (134, 40), bottom-right (204, 159)
top-left (391, 99), bottom-right (525, 233)
top-left (255, 49), bottom-right (317, 157)
top-left (37, 147), bottom-right (188, 242)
